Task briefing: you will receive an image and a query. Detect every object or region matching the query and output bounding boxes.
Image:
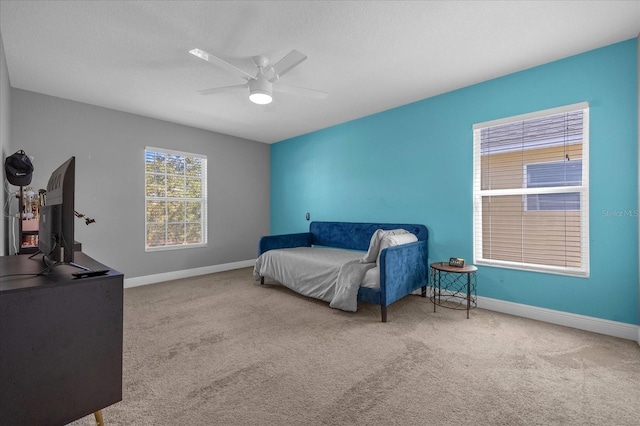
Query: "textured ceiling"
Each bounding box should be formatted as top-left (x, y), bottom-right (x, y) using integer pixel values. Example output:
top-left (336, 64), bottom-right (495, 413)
top-left (1, 1), bottom-right (639, 144)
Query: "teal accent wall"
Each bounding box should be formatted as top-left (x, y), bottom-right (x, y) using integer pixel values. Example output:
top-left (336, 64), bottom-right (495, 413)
top-left (271, 39), bottom-right (639, 325)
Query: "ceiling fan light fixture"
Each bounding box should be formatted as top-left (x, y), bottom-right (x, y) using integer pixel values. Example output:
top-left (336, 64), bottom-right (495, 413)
top-left (249, 92), bottom-right (272, 105)
top-left (249, 78), bottom-right (273, 105)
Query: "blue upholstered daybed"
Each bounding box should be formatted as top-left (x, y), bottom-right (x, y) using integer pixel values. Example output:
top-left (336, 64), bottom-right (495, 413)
top-left (253, 221), bottom-right (429, 322)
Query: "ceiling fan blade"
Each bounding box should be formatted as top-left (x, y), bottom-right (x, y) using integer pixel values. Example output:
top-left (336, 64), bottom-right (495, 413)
top-left (197, 84), bottom-right (247, 96)
top-left (275, 83), bottom-right (328, 100)
top-left (268, 49), bottom-right (307, 82)
top-left (189, 48), bottom-right (254, 80)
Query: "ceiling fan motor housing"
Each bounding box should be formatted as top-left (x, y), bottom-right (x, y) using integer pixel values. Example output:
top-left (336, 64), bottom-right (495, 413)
top-left (249, 77), bottom-right (273, 104)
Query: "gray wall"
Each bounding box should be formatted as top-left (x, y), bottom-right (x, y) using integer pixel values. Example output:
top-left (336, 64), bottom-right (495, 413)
top-left (10, 89), bottom-right (270, 278)
top-left (0, 32), bottom-right (11, 257)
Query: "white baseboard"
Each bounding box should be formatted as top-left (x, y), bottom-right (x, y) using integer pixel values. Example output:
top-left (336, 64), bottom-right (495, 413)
top-left (123, 259), bottom-right (255, 289)
top-left (477, 295), bottom-right (640, 342)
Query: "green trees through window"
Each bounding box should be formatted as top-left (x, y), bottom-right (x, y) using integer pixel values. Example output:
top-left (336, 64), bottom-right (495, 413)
top-left (145, 148), bottom-right (207, 250)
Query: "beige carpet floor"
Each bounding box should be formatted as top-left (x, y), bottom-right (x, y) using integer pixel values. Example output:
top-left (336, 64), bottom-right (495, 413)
top-left (70, 267), bottom-right (640, 426)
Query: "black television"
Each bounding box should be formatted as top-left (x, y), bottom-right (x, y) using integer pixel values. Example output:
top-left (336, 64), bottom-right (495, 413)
top-left (38, 157), bottom-right (75, 266)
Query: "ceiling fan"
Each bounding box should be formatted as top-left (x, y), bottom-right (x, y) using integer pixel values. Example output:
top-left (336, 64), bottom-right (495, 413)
top-left (189, 48), bottom-right (328, 105)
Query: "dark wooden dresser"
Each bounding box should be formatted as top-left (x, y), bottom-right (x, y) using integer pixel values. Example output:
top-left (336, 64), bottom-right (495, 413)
top-left (0, 252), bottom-right (123, 425)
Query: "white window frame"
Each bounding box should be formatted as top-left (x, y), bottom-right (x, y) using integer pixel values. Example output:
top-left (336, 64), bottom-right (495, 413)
top-left (145, 147), bottom-right (208, 251)
top-left (473, 102), bottom-right (590, 277)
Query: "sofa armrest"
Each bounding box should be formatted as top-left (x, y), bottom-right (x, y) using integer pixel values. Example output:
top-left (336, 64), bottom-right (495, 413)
top-left (258, 232), bottom-right (313, 255)
top-left (378, 240), bottom-right (428, 305)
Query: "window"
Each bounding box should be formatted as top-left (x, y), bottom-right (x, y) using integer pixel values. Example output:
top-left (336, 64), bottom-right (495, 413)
top-left (473, 103), bottom-right (589, 277)
top-left (525, 160), bottom-right (582, 211)
top-left (145, 147), bottom-right (207, 251)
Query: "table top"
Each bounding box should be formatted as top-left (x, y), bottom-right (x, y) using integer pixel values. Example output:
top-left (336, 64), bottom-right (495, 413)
top-left (1, 252), bottom-right (122, 293)
top-left (430, 261), bottom-right (478, 273)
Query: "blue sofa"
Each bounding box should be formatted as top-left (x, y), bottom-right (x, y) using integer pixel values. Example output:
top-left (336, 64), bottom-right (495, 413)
top-left (257, 221), bottom-right (429, 322)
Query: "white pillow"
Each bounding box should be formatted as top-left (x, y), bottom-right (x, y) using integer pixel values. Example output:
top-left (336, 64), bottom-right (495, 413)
top-left (376, 233), bottom-right (418, 265)
top-left (360, 228), bottom-right (411, 263)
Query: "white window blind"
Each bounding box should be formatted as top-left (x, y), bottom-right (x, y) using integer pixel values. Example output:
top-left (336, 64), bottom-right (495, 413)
top-left (473, 103), bottom-right (589, 277)
top-left (145, 147), bottom-right (208, 251)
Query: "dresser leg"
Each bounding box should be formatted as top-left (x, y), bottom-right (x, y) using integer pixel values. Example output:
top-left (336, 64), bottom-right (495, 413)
top-left (94, 410), bottom-right (104, 426)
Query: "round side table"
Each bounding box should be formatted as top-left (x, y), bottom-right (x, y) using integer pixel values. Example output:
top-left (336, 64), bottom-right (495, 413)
top-left (430, 262), bottom-right (477, 318)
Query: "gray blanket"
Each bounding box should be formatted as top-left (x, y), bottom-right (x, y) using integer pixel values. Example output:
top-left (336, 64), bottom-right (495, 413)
top-left (253, 247), bottom-right (376, 312)
top-left (329, 259), bottom-right (377, 311)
